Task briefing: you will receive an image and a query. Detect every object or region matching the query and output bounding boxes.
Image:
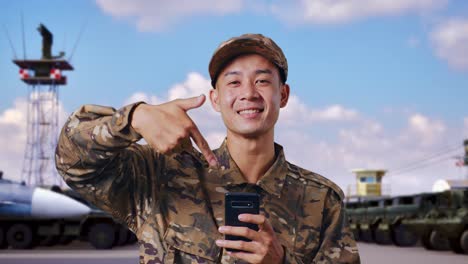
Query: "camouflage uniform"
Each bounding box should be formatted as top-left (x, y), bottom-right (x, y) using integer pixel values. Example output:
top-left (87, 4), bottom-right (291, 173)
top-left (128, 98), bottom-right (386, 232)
top-left (55, 102), bottom-right (360, 263)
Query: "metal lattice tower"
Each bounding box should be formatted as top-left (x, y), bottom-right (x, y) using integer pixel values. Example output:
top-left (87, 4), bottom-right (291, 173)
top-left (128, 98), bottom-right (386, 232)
top-left (21, 85), bottom-right (60, 186)
top-left (13, 24), bottom-right (73, 186)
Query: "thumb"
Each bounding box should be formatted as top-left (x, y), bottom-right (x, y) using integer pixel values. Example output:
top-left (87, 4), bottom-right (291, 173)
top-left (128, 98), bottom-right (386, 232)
top-left (175, 94), bottom-right (206, 111)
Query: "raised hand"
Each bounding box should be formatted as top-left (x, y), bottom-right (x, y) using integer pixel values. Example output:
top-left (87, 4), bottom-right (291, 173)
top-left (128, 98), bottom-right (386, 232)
top-left (131, 94), bottom-right (218, 167)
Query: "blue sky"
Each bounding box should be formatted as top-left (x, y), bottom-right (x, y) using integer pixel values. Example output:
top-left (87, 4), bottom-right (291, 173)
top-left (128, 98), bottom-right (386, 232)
top-left (1, 0), bottom-right (467, 194)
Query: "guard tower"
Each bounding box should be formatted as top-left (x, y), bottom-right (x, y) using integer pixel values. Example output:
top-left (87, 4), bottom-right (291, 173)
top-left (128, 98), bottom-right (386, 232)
top-left (348, 169), bottom-right (388, 198)
top-left (12, 24), bottom-right (73, 186)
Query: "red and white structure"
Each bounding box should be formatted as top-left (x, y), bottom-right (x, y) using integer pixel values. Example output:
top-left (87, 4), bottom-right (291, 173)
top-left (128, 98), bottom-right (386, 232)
top-left (13, 60), bottom-right (73, 187)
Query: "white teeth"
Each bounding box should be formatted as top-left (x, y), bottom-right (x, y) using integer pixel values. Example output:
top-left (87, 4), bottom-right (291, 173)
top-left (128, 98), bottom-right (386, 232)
top-left (239, 109), bottom-right (260, 114)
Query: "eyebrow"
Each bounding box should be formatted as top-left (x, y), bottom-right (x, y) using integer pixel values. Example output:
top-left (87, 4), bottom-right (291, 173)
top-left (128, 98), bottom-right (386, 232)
top-left (255, 69), bottom-right (272, 75)
top-left (223, 71), bottom-right (241, 77)
top-left (223, 69), bottom-right (272, 77)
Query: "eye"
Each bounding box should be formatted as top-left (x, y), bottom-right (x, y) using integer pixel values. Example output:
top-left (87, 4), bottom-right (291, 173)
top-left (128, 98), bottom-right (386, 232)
top-left (255, 79), bottom-right (270, 85)
top-left (228, 80), bottom-right (240, 86)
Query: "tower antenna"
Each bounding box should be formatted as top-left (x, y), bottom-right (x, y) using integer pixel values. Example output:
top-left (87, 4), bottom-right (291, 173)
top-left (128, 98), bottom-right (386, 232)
top-left (21, 10), bottom-right (27, 59)
top-left (68, 19), bottom-right (88, 62)
top-left (2, 24), bottom-right (18, 59)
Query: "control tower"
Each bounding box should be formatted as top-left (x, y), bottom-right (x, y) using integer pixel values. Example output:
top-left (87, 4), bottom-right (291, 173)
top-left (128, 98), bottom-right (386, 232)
top-left (12, 24), bottom-right (73, 186)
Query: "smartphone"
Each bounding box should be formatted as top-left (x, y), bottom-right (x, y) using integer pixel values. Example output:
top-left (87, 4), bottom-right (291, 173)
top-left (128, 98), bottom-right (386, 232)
top-left (224, 192), bottom-right (260, 251)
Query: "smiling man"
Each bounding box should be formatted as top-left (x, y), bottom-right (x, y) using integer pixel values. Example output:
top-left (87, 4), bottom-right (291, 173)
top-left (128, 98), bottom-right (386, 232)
top-left (56, 34), bottom-right (360, 264)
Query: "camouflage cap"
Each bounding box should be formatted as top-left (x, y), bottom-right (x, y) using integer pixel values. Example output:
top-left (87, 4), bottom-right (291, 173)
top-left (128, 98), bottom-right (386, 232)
top-left (209, 33), bottom-right (288, 88)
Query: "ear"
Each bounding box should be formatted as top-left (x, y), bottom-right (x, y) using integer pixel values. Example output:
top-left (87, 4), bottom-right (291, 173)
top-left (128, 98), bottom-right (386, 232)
top-left (209, 88), bottom-right (221, 112)
top-left (280, 83), bottom-right (290, 108)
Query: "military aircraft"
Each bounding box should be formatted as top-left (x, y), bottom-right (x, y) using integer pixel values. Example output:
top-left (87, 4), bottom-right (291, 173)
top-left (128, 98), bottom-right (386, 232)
top-left (0, 171), bottom-right (91, 249)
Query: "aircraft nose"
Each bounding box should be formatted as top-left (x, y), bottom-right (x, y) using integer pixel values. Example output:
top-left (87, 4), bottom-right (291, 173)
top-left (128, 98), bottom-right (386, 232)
top-left (31, 188), bottom-right (91, 218)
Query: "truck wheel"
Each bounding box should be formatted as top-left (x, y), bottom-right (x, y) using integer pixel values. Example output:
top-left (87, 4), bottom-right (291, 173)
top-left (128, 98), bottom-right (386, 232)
top-left (360, 229), bottom-right (373, 243)
top-left (6, 224), bottom-right (35, 249)
top-left (58, 235), bottom-right (76, 245)
top-left (374, 229), bottom-right (392, 245)
top-left (88, 223), bottom-right (116, 249)
top-left (352, 229), bottom-right (360, 241)
top-left (391, 225), bottom-right (418, 247)
top-left (422, 230), bottom-right (449, 251)
top-left (422, 230), bottom-right (435, 250)
top-left (116, 226), bottom-right (129, 246)
top-left (127, 231), bottom-right (137, 244)
top-left (39, 235), bottom-right (60, 247)
top-left (449, 235), bottom-right (464, 254)
top-left (459, 229), bottom-right (468, 254)
top-left (0, 226), bottom-right (8, 249)
top-left (430, 230), bottom-right (450, 251)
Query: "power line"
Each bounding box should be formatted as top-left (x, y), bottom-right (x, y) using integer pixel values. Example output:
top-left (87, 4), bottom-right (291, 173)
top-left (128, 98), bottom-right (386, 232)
top-left (388, 143), bottom-right (461, 174)
top-left (388, 155), bottom-right (453, 177)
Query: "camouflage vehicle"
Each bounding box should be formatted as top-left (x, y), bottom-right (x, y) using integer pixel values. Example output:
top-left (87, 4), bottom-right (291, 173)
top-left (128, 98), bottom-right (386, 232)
top-left (347, 188), bottom-right (468, 254)
top-left (358, 200), bottom-right (380, 243)
top-left (371, 198), bottom-right (393, 245)
top-left (346, 194), bottom-right (435, 247)
top-left (403, 191), bottom-right (451, 251)
top-left (344, 201), bottom-right (361, 241)
top-left (384, 194), bottom-right (440, 247)
top-left (405, 189), bottom-right (468, 254)
top-left (345, 198), bottom-right (389, 243)
top-left (440, 188), bottom-right (468, 254)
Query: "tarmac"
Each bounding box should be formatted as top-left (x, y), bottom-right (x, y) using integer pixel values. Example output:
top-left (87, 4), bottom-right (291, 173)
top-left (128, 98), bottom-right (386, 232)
top-left (0, 241), bottom-right (467, 264)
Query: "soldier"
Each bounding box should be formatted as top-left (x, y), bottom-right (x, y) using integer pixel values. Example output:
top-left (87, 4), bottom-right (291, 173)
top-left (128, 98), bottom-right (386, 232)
top-left (55, 33), bottom-right (360, 263)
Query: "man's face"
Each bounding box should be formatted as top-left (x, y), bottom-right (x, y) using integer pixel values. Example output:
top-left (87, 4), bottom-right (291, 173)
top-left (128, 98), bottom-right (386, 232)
top-left (209, 54), bottom-right (290, 138)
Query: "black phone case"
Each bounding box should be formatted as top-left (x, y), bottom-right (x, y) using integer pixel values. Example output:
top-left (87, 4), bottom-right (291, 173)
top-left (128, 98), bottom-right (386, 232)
top-left (225, 192), bottom-right (260, 251)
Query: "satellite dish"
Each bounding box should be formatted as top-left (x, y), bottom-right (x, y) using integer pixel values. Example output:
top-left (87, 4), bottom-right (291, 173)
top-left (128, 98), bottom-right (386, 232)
top-left (432, 179), bottom-right (450, 192)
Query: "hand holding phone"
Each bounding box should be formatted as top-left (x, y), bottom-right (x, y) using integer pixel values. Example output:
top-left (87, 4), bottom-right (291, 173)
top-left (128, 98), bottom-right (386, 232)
top-left (224, 192), bottom-right (260, 249)
top-left (217, 193), bottom-right (284, 263)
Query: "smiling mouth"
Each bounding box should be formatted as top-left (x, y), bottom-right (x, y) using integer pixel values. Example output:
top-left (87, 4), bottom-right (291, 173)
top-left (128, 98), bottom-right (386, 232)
top-left (237, 108), bottom-right (264, 115)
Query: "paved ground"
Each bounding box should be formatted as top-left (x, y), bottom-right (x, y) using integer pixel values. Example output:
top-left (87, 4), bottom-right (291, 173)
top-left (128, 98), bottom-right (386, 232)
top-left (357, 242), bottom-right (467, 264)
top-left (0, 242), bottom-right (138, 264)
top-left (0, 242), bottom-right (467, 264)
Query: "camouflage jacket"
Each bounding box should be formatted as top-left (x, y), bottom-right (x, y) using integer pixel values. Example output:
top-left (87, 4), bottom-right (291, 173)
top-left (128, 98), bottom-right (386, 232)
top-left (55, 102), bottom-right (360, 264)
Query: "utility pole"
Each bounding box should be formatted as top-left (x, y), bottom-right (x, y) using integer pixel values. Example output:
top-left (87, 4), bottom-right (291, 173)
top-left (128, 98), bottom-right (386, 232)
top-left (464, 139), bottom-right (468, 179)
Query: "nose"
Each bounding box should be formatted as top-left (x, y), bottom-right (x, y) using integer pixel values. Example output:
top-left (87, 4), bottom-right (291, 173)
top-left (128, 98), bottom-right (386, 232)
top-left (240, 82), bottom-right (260, 101)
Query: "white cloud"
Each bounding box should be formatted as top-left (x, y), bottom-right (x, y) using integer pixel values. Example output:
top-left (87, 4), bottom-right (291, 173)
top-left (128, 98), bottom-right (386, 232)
top-left (310, 104), bottom-right (359, 121)
top-left (96, 0), bottom-right (447, 31)
top-left (167, 72), bottom-right (212, 100)
top-left (96, 0), bottom-right (244, 32)
top-left (406, 113), bottom-right (446, 146)
top-left (271, 0), bottom-right (446, 25)
top-left (123, 72), bottom-right (466, 195)
top-left (123, 91), bottom-right (162, 105)
top-left (281, 95), bottom-right (359, 125)
top-left (431, 18), bottom-right (468, 71)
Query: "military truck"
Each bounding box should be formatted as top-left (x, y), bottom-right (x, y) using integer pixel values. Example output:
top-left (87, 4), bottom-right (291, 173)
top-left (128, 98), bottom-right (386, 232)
top-left (371, 198), bottom-right (393, 245)
top-left (346, 188), bottom-right (468, 254)
top-left (58, 188), bottom-right (137, 249)
top-left (405, 189), bottom-right (468, 253)
top-left (344, 201), bottom-right (361, 241)
top-left (358, 200), bottom-right (379, 243)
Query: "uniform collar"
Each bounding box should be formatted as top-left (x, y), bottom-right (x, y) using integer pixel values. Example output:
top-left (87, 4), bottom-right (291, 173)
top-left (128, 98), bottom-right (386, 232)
top-left (213, 139), bottom-right (288, 198)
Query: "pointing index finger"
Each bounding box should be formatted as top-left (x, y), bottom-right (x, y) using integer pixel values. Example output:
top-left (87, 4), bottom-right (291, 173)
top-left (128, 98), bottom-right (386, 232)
top-left (189, 125), bottom-right (218, 167)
